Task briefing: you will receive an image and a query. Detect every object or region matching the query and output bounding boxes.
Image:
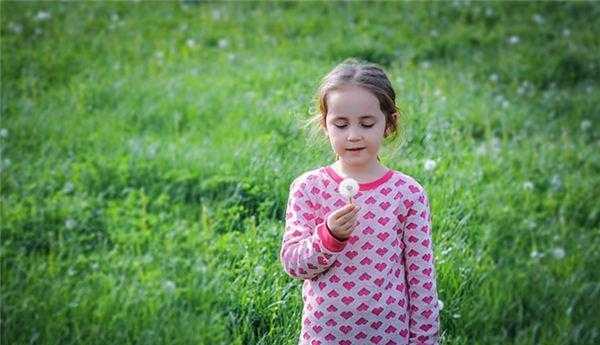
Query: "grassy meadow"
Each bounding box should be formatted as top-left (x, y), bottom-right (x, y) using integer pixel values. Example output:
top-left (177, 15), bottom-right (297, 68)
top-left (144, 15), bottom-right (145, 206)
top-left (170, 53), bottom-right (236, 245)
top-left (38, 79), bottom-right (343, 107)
top-left (1, 1), bottom-right (599, 344)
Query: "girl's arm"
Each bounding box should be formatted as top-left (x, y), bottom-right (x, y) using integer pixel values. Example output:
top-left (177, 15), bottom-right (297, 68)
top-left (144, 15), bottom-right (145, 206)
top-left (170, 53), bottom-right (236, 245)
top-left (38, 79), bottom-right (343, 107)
top-left (280, 176), bottom-right (348, 280)
top-left (402, 184), bottom-right (440, 344)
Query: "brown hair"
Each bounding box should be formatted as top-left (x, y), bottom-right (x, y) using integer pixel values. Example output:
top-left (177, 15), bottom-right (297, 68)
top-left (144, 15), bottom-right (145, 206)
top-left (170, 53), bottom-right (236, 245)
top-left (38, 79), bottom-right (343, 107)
top-left (305, 58), bottom-right (401, 146)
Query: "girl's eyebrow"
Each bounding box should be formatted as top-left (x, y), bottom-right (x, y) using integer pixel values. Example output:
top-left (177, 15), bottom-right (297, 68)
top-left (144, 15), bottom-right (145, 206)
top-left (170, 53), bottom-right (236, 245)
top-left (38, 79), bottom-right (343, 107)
top-left (331, 115), bottom-right (376, 120)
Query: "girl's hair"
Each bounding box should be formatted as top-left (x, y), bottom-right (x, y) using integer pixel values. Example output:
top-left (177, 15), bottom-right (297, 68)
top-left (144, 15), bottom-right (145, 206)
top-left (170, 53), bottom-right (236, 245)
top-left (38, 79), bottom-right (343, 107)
top-left (305, 58), bottom-right (402, 144)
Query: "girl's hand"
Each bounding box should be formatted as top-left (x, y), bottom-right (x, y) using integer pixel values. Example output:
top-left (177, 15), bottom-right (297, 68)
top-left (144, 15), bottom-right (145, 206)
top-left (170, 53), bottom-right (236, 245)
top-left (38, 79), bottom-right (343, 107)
top-left (326, 203), bottom-right (360, 241)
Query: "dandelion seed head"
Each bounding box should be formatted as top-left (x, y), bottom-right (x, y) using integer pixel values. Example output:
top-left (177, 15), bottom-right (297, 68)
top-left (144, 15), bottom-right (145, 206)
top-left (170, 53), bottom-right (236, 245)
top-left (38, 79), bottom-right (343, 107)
top-left (65, 219), bottom-right (77, 230)
top-left (218, 38), bottom-right (229, 49)
top-left (163, 280), bottom-right (176, 293)
top-left (34, 11), bottom-right (51, 21)
top-left (424, 159), bottom-right (437, 172)
top-left (339, 178), bottom-right (359, 200)
top-left (508, 35), bottom-right (520, 45)
top-left (532, 14), bottom-right (544, 24)
top-left (580, 120), bottom-right (591, 131)
top-left (551, 247), bottom-right (565, 259)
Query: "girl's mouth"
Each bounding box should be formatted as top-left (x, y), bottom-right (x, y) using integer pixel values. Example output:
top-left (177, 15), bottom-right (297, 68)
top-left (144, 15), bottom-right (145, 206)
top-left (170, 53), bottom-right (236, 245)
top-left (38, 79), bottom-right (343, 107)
top-left (347, 148), bottom-right (365, 151)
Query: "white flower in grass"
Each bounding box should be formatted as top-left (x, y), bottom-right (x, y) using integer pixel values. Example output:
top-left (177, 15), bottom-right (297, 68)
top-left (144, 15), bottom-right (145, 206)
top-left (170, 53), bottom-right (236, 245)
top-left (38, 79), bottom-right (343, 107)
top-left (551, 247), bottom-right (565, 259)
top-left (34, 11), bottom-right (51, 21)
top-left (163, 280), bottom-right (176, 293)
top-left (218, 38), bottom-right (229, 49)
top-left (254, 265), bottom-right (265, 277)
top-left (523, 181), bottom-right (534, 190)
top-left (8, 22), bottom-right (22, 34)
top-left (63, 181), bottom-right (74, 194)
top-left (532, 14), bottom-right (544, 24)
top-left (438, 299), bottom-right (444, 310)
top-left (186, 38), bottom-right (196, 48)
top-left (65, 218), bottom-right (77, 230)
top-left (489, 73), bottom-right (499, 83)
top-left (508, 35), bottom-right (520, 45)
top-left (551, 175), bottom-right (562, 190)
top-left (530, 250), bottom-right (544, 259)
top-left (339, 178), bottom-right (359, 203)
top-left (212, 9), bottom-right (222, 20)
top-left (0, 128), bottom-right (7, 138)
top-left (424, 159), bottom-right (437, 172)
top-left (581, 120), bottom-right (591, 131)
top-left (562, 28), bottom-right (571, 37)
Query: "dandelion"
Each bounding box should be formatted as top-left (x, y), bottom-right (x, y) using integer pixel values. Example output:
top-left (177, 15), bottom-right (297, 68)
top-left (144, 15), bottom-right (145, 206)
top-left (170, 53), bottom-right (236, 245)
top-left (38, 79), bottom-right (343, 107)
top-left (0, 128), bottom-right (7, 138)
top-left (254, 265), bottom-right (265, 277)
top-left (580, 120), bottom-right (591, 131)
top-left (163, 280), bottom-right (176, 293)
top-left (518, 80), bottom-right (533, 96)
top-left (438, 299), bottom-right (444, 311)
top-left (475, 144), bottom-right (487, 156)
top-left (424, 159), bottom-right (437, 172)
top-left (186, 38), bottom-right (196, 48)
top-left (34, 11), bottom-right (51, 21)
top-left (530, 250), bottom-right (544, 259)
top-left (63, 181), bottom-right (74, 194)
top-left (65, 218), bottom-right (77, 230)
top-left (508, 35), bottom-right (520, 45)
top-left (532, 14), bottom-right (544, 24)
top-left (218, 38), bottom-right (229, 49)
top-left (8, 22), bottom-right (22, 34)
top-left (339, 178), bottom-right (359, 204)
top-left (523, 181), bottom-right (534, 190)
top-left (551, 175), bottom-right (562, 190)
top-left (551, 247), bottom-right (565, 259)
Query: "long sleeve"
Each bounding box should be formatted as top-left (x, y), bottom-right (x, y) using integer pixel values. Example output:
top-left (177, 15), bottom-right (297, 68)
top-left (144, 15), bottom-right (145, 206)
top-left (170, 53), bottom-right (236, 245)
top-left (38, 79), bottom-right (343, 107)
top-left (280, 176), bottom-right (349, 280)
top-left (401, 185), bottom-right (440, 344)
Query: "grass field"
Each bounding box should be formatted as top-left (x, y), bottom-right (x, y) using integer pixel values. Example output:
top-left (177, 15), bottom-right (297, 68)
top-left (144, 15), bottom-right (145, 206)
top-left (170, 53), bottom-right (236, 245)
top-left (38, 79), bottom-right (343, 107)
top-left (1, 1), bottom-right (599, 344)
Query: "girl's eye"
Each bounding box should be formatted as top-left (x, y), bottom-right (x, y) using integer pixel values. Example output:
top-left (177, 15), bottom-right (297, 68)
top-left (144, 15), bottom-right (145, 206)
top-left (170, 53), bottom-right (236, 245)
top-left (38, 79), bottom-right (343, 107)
top-left (334, 124), bottom-right (374, 128)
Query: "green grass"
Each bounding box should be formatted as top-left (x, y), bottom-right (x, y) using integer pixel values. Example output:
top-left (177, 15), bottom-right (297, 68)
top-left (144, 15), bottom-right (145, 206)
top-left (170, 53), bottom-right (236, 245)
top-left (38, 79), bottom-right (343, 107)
top-left (1, 1), bottom-right (599, 344)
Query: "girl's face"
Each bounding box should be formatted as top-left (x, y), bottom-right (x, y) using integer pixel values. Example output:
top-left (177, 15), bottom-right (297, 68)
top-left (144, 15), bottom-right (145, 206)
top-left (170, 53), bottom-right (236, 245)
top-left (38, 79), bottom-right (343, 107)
top-left (323, 84), bottom-right (387, 167)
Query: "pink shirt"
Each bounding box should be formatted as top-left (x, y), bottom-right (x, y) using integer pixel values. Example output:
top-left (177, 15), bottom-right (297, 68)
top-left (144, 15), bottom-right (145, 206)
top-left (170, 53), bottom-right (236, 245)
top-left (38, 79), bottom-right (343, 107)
top-left (280, 165), bottom-right (440, 345)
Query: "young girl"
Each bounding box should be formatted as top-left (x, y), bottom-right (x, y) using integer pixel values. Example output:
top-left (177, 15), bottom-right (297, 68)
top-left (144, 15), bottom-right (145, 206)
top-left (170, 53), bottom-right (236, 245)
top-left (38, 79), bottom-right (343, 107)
top-left (280, 58), bottom-right (440, 345)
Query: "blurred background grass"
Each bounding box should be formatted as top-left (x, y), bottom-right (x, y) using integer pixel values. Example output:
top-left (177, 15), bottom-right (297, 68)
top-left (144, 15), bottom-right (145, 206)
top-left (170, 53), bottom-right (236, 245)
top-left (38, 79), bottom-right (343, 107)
top-left (1, 1), bottom-right (599, 344)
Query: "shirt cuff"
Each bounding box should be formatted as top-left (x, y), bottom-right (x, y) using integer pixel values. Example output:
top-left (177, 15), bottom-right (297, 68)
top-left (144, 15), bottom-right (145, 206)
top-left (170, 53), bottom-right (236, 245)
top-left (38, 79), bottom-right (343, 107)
top-left (317, 221), bottom-right (348, 252)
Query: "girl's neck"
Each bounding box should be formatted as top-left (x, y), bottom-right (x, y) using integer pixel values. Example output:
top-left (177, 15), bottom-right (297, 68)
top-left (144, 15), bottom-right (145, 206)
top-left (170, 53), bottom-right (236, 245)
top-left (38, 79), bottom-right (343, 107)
top-left (332, 159), bottom-right (388, 182)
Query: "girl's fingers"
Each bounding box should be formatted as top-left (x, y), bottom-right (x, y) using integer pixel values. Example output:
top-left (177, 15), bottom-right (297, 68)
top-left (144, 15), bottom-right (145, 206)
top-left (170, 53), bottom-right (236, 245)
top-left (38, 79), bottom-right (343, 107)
top-left (335, 204), bottom-right (357, 219)
top-left (338, 210), bottom-right (357, 224)
top-left (338, 214), bottom-right (357, 229)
